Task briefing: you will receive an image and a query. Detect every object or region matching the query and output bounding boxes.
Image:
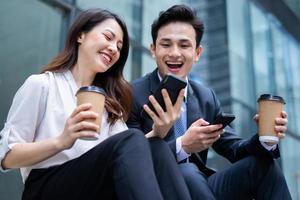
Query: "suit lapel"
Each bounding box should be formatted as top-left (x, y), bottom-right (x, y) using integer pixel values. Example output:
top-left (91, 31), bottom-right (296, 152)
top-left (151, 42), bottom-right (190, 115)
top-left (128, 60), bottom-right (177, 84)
top-left (149, 69), bottom-right (161, 94)
top-left (187, 82), bottom-right (203, 127)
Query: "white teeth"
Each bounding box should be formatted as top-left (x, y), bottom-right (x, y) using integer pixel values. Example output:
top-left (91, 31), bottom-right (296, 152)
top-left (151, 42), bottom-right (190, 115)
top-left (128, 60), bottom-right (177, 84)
top-left (166, 61), bottom-right (182, 65)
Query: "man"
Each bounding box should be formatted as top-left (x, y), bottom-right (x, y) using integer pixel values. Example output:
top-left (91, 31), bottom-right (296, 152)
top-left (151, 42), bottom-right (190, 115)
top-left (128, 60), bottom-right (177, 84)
top-left (127, 4), bottom-right (291, 200)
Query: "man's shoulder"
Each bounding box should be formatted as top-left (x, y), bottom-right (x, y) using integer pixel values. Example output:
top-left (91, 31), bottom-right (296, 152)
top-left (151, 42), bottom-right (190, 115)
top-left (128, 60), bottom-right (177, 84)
top-left (130, 71), bottom-right (156, 94)
top-left (131, 73), bottom-right (151, 87)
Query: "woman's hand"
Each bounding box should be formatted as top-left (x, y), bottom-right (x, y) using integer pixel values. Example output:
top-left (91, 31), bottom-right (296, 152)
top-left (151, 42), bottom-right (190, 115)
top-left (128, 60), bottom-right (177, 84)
top-left (144, 89), bottom-right (185, 138)
top-left (57, 103), bottom-right (100, 149)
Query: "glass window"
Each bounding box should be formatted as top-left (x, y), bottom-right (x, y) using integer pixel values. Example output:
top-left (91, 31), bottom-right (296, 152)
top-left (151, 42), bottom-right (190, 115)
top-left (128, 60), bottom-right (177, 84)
top-left (0, 1), bottom-right (62, 199)
top-left (228, 1), bottom-right (300, 198)
top-left (250, 3), bottom-right (271, 95)
top-left (249, 3), bottom-right (300, 199)
top-left (0, 1), bottom-right (62, 124)
top-left (227, 0), bottom-right (257, 137)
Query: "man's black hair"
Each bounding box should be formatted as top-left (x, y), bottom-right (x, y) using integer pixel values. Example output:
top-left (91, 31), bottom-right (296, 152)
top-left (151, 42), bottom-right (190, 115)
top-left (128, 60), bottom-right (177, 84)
top-left (151, 4), bottom-right (204, 47)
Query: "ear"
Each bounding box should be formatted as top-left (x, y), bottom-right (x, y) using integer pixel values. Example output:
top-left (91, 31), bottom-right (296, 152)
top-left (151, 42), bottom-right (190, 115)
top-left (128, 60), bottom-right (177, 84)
top-left (194, 45), bottom-right (203, 62)
top-left (150, 44), bottom-right (156, 58)
top-left (77, 33), bottom-right (85, 44)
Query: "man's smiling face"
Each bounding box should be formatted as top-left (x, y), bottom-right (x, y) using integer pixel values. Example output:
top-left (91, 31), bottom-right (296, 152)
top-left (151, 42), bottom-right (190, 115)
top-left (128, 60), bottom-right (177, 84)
top-left (151, 21), bottom-right (202, 79)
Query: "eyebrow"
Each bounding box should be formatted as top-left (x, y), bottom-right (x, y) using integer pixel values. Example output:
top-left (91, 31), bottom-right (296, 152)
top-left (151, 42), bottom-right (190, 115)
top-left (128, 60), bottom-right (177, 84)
top-left (105, 28), bottom-right (116, 37)
top-left (159, 38), bottom-right (192, 43)
top-left (104, 28), bottom-right (123, 45)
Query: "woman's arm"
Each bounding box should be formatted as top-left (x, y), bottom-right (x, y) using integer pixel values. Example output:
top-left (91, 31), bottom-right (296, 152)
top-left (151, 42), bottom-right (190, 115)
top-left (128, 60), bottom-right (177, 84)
top-left (2, 103), bottom-right (99, 169)
top-left (2, 137), bottom-right (63, 169)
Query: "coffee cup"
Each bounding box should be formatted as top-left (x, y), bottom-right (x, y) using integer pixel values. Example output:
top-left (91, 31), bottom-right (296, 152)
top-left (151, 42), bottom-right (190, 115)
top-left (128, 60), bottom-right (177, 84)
top-left (257, 94), bottom-right (285, 144)
top-left (76, 86), bottom-right (106, 140)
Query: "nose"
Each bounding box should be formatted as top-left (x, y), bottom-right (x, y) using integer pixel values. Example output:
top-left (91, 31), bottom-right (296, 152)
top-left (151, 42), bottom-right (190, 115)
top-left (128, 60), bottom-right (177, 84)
top-left (168, 45), bottom-right (181, 57)
top-left (107, 42), bottom-right (118, 54)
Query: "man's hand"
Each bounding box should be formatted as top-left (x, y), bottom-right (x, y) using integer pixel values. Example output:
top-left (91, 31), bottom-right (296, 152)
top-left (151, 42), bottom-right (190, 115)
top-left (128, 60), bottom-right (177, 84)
top-left (144, 89), bottom-right (184, 138)
top-left (181, 118), bottom-right (224, 153)
top-left (253, 111), bottom-right (288, 145)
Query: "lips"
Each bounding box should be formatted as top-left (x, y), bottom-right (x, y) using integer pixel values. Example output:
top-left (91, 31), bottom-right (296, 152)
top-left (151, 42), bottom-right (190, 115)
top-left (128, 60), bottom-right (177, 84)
top-left (165, 61), bottom-right (183, 72)
top-left (165, 61), bottom-right (183, 68)
top-left (99, 52), bottom-right (112, 65)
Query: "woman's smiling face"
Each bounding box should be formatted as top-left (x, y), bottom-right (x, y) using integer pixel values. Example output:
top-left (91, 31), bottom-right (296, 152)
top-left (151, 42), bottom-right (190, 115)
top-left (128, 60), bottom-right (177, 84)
top-left (77, 18), bottom-right (124, 73)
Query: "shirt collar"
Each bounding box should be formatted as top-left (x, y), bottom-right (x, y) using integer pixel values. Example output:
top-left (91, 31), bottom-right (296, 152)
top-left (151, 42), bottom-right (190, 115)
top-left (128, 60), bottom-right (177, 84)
top-left (157, 71), bottom-right (188, 102)
top-left (63, 69), bottom-right (79, 97)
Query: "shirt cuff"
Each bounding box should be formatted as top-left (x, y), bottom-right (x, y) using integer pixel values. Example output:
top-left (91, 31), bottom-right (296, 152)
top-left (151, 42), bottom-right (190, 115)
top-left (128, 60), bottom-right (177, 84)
top-left (260, 141), bottom-right (277, 151)
top-left (0, 123), bottom-right (13, 172)
top-left (176, 136), bottom-right (191, 162)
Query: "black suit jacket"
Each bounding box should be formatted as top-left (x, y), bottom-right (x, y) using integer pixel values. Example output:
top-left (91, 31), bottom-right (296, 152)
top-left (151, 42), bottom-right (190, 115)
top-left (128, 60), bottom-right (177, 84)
top-left (127, 69), bottom-right (280, 176)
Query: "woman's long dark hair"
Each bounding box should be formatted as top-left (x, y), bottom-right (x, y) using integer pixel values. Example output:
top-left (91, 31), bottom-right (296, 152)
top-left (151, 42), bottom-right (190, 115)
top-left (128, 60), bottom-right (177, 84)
top-left (42, 8), bottom-right (132, 123)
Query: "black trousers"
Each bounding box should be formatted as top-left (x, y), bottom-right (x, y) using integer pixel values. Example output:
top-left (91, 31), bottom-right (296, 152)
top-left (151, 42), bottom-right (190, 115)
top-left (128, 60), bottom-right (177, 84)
top-left (22, 129), bottom-right (191, 200)
top-left (179, 156), bottom-right (292, 200)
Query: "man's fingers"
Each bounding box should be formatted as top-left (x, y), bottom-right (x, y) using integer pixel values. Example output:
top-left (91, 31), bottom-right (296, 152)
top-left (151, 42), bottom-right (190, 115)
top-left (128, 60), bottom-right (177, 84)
top-left (173, 89), bottom-right (185, 113)
top-left (203, 135), bottom-right (221, 146)
top-left (253, 114), bottom-right (259, 123)
top-left (281, 111), bottom-right (288, 118)
top-left (143, 104), bottom-right (160, 122)
top-left (161, 89), bottom-right (173, 113)
top-left (148, 95), bottom-right (166, 119)
top-left (275, 125), bottom-right (287, 133)
top-left (193, 123), bottom-right (223, 133)
top-left (275, 117), bottom-right (288, 126)
top-left (277, 132), bottom-right (286, 139)
top-left (205, 131), bottom-right (222, 140)
top-left (191, 118), bottom-right (210, 127)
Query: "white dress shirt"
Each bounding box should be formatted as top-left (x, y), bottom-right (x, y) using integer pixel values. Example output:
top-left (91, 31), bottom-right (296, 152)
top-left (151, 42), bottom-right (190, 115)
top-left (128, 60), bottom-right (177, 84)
top-left (0, 70), bottom-right (128, 182)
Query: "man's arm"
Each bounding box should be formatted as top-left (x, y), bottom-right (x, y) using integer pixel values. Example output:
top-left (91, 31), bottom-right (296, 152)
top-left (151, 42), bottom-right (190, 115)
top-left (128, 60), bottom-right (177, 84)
top-left (212, 126), bottom-right (280, 163)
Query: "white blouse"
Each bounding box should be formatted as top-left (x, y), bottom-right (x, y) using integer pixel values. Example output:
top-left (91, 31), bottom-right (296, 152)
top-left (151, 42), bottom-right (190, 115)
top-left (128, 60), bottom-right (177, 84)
top-left (0, 70), bottom-right (128, 182)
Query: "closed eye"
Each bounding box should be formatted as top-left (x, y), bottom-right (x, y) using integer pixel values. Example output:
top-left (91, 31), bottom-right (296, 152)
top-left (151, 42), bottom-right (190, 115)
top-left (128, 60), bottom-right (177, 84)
top-left (160, 43), bottom-right (170, 48)
top-left (104, 34), bottom-right (112, 41)
top-left (117, 45), bottom-right (122, 51)
top-left (180, 43), bottom-right (192, 48)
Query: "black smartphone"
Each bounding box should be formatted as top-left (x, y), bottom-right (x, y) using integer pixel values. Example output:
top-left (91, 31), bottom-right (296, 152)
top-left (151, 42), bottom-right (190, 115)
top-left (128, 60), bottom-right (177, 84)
top-left (141, 74), bottom-right (187, 119)
top-left (213, 113), bottom-right (235, 128)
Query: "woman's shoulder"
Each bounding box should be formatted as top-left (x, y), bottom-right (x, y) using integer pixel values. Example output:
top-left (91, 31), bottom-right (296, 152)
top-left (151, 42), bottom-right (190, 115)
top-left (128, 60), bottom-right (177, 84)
top-left (23, 71), bottom-right (59, 89)
top-left (18, 71), bottom-right (58, 95)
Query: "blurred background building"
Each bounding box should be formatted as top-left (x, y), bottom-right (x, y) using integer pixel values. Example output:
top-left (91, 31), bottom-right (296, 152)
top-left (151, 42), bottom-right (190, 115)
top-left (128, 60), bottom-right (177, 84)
top-left (1, 0), bottom-right (300, 199)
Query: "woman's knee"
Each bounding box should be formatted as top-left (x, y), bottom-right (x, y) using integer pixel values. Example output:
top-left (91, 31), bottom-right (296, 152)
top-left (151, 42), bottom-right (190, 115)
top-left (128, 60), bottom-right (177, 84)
top-left (148, 137), bottom-right (175, 160)
top-left (117, 128), bottom-right (151, 154)
top-left (148, 137), bottom-right (169, 151)
top-left (126, 128), bottom-right (148, 145)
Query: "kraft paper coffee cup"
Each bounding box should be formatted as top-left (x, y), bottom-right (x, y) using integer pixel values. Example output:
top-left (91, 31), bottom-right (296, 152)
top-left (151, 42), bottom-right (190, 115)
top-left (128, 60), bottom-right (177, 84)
top-left (76, 86), bottom-right (106, 140)
top-left (257, 94), bottom-right (285, 144)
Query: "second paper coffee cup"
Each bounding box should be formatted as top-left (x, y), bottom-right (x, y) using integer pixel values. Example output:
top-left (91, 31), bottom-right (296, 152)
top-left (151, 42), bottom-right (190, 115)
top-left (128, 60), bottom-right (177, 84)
top-left (257, 94), bottom-right (285, 144)
top-left (76, 86), bottom-right (106, 140)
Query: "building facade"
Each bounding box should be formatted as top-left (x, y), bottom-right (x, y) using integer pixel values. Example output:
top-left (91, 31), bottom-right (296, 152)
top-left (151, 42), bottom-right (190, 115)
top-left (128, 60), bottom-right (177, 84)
top-left (1, 0), bottom-right (300, 199)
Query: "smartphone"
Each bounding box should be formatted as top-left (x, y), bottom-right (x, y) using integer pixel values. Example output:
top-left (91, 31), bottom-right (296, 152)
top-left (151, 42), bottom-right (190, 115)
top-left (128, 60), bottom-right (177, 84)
top-left (213, 113), bottom-right (235, 128)
top-left (141, 74), bottom-right (187, 119)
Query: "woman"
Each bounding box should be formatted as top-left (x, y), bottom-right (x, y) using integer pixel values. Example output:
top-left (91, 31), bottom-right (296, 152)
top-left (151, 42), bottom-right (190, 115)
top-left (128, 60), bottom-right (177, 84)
top-left (0, 9), bottom-right (191, 200)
